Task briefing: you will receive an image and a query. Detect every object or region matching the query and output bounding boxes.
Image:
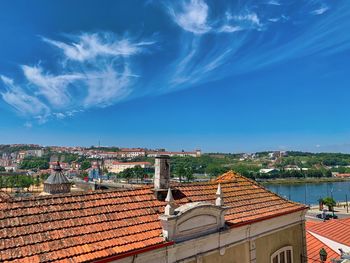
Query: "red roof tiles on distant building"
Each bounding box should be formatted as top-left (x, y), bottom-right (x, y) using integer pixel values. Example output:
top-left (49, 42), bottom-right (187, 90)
top-left (307, 218), bottom-right (350, 247)
top-left (306, 231), bottom-right (339, 263)
top-left (334, 173), bottom-right (350, 178)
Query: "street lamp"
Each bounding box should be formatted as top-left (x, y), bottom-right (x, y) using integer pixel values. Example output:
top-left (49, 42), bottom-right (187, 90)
top-left (320, 248), bottom-right (328, 262)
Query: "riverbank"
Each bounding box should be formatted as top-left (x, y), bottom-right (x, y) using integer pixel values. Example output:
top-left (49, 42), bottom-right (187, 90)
top-left (259, 177), bottom-right (350, 185)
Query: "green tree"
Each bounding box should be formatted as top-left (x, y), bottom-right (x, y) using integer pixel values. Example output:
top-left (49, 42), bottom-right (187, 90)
top-left (80, 160), bottom-right (91, 170)
top-left (133, 165), bottom-right (145, 183)
top-left (184, 164), bottom-right (194, 182)
top-left (40, 173), bottom-right (50, 181)
top-left (18, 176), bottom-right (34, 191)
top-left (0, 166), bottom-right (5, 172)
top-left (205, 163), bottom-right (228, 178)
top-left (19, 156), bottom-right (50, 170)
top-left (34, 176), bottom-right (41, 189)
top-left (322, 197), bottom-right (336, 211)
top-left (119, 168), bottom-right (134, 183)
top-left (174, 163), bottom-right (185, 182)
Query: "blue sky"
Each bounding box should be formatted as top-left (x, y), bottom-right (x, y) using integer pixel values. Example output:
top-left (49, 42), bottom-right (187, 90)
top-left (1, 0), bottom-right (350, 153)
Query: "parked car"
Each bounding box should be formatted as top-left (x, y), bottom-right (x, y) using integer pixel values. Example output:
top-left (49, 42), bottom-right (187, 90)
top-left (316, 213), bottom-right (338, 220)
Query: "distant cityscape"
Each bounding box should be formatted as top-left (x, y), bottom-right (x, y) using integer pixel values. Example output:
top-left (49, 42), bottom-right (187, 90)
top-left (2, 144), bottom-right (350, 187)
top-left (1, 143), bottom-right (350, 263)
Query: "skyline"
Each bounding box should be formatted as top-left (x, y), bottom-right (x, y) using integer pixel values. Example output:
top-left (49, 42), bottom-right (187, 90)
top-left (1, 0), bottom-right (350, 152)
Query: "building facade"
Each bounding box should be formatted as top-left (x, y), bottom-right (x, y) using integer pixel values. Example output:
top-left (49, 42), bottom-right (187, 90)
top-left (110, 161), bottom-right (152, 173)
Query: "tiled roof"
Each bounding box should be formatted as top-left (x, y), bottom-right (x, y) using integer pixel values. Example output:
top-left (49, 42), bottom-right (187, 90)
top-left (0, 172), bottom-right (306, 262)
top-left (215, 171), bottom-right (241, 182)
top-left (307, 218), bottom-right (350, 247)
top-left (334, 173), bottom-right (350, 178)
top-left (306, 231), bottom-right (339, 263)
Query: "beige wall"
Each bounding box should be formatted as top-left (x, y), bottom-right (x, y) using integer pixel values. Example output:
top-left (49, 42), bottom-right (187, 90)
top-left (255, 223), bottom-right (305, 263)
top-left (186, 242), bottom-right (249, 263)
top-left (182, 223), bottom-right (305, 263)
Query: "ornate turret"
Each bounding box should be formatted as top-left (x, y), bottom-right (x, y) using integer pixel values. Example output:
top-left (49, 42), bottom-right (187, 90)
top-left (43, 162), bottom-right (71, 195)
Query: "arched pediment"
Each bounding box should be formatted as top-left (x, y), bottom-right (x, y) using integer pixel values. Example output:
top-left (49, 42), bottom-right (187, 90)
top-left (159, 202), bottom-right (227, 242)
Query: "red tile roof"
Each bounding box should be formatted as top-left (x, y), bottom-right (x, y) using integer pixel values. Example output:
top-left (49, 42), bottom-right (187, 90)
top-left (334, 173), bottom-right (350, 178)
top-left (306, 231), bottom-right (339, 263)
top-left (0, 171), bottom-right (306, 262)
top-left (307, 218), bottom-right (350, 247)
top-left (215, 171), bottom-right (241, 182)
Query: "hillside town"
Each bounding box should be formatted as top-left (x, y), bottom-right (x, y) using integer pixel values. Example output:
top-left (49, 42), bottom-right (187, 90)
top-left (1, 144), bottom-right (350, 263)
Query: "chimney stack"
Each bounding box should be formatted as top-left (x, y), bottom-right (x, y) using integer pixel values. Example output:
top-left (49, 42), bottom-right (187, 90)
top-left (154, 155), bottom-right (170, 200)
top-left (154, 155), bottom-right (170, 190)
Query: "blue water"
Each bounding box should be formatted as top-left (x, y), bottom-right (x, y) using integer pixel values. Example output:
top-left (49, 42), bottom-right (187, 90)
top-left (264, 181), bottom-right (350, 205)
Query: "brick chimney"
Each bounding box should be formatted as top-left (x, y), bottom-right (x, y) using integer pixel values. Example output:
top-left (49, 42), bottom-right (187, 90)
top-left (154, 155), bottom-right (170, 200)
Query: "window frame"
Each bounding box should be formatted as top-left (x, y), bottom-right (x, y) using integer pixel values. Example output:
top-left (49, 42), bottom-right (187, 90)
top-left (271, 246), bottom-right (293, 263)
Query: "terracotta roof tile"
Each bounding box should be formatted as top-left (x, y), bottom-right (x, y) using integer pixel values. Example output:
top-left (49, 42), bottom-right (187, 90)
top-left (0, 171), bottom-right (306, 262)
top-left (307, 218), bottom-right (350, 247)
top-left (306, 231), bottom-right (339, 262)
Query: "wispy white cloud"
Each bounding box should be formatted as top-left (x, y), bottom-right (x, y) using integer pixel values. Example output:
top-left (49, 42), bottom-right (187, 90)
top-left (0, 32), bottom-right (155, 123)
top-left (311, 5), bottom-right (329, 15)
top-left (168, 1), bottom-right (263, 34)
top-left (168, 0), bottom-right (211, 34)
top-left (22, 65), bottom-right (82, 107)
top-left (268, 18), bottom-right (280, 22)
top-left (2, 0), bottom-right (348, 126)
top-left (0, 75), bottom-right (49, 117)
top-left (268, 14), bottom-right (289, 23)
top-left (267, 0), bottom-right (280, 6)
top-left (233, 12), bottom-right (263, 30)
top-left (83, 65), bottom-right (132, 107)
top-left (219, 25), bottom-right (242, 33)
top-left (53, 112), bottom-right (66, 119)
top-left (43, 33), bottom-right (155, 61)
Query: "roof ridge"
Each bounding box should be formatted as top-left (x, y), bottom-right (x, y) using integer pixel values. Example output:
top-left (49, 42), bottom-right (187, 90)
top-left (2, 191), bottom-right (158, 212)
top-left (8, 186), bottom-right (152, 202)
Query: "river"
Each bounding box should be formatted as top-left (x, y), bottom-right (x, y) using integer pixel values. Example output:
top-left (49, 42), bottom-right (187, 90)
top-left (264, 181), bottom-right (350, 205)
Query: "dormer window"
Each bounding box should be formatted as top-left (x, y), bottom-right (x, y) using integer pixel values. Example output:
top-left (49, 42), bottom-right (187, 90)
top-left (271, 246), bottom-right (293, 263)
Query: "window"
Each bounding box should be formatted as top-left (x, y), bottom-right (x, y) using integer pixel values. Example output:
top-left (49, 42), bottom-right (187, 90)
top-left (271, 246), bottom-right (293, 263)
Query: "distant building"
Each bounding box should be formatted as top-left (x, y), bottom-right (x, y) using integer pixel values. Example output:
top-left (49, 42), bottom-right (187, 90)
top-left (119, 148), bottom-right (146, 158)
top-left (88, 161), bottom-right (103, 181)
top-left (147, 149), bottom-right (201, 158)
top-left (18, 149), bottom-right (44, 159)
top-left (26, 149), bottom-right (44, 158)
top-left (285, 166), bottom-right (308, 171)
top-left (49, 161), bottom-right (70, 170)
top-left (259, 168), bottom-right (279, 174)
top-left (4, 165), bottom-right (17, 172)
top-left (110, 161), bottom-right (151, 173)
top-left (334, 173), bottom-right (350, 178)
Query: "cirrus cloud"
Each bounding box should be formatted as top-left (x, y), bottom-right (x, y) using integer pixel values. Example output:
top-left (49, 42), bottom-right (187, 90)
top-left (1, 0), bottom-right (349, 126)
